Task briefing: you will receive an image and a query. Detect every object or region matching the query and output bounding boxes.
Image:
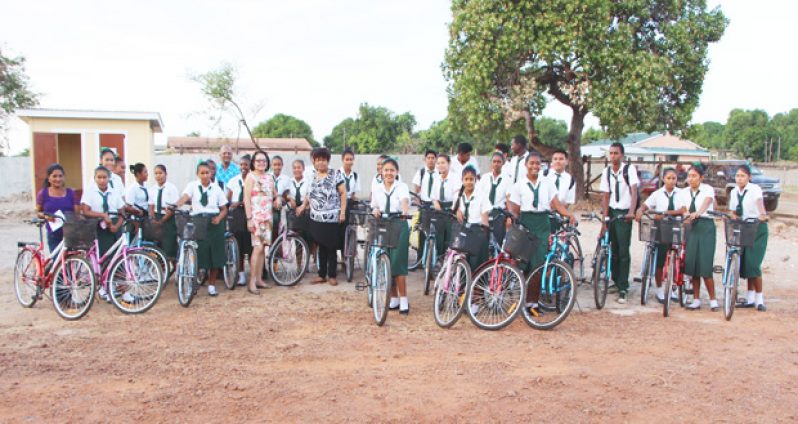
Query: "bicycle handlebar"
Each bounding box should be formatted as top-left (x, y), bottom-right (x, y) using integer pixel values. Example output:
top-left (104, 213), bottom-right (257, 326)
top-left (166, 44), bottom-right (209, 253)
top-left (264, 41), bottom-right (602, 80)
top-left (707, 210), bottom-right (759, 224)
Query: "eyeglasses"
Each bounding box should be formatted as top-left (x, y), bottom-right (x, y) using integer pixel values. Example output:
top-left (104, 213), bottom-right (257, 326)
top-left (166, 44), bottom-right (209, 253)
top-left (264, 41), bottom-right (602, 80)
top-left (254, 159), bottom-right (267, 163)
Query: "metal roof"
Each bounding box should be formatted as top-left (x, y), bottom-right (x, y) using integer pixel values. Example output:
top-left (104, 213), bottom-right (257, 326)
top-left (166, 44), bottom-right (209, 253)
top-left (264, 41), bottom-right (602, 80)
top-left (15, 108), bottom-right (164, 132)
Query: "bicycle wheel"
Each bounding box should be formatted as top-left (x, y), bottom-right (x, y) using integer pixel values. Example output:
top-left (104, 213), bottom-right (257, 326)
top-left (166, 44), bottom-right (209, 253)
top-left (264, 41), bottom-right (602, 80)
top-left (423, 238), bottom-right (435, 295)
top-left (523, 260), bottom-right (577, 330)
top-left (663, 250), bottom-right (677, 317)
top-left (141, 246), bottom-right (169, 287)
top-left (433, 257), bottom-right (470, 329)
top-left (108, 251), bottom-right (163, 314)
top-left (640, 244), bottom-right (655, 305)
top-left (344, 226), bottom-right (357, 282)
top-left (372, 252), bottom-right (392, 326)
top-left (592, 246), bottom-right (609, 309)
top-left (723, 251), bottom-right (740, 321)
top-left (14, 248), bottom-right (39, 308)
top-left (51, 256), bottom-right (96, 320)
top-left (268, 234), bottom-right (310, 286)
top-left (408, 245), bottom-right (420, 272)
top-left (223, 235), bottom-right (239, 290)
top-left (177, 243), bottom-right (198, 307)
top-left (568, 236), bottom-right (584, 284)
top-left (466, 262), bottom-right (525, 331)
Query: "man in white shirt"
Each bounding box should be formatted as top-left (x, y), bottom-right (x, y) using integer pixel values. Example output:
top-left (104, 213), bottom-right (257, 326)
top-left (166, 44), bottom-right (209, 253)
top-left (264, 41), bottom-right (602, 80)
top-left (599, 142), bottom-right (640, 304)
top-left (542, 149), bottom-right (577, 233)
top-left (449, 143), bottom-right (480, 182)
top-left (503, 135), bottom-right (531, 183)
top-left (412, 150), bottom-right (438, 202)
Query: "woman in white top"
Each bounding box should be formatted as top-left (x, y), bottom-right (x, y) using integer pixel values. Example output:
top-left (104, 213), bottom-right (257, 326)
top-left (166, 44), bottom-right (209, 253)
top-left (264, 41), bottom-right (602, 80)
top-left (728, 165), bottom-right (770, 311)
top-left (431, 154), bottom-right (460, 256)
top-left (99, 148), bottom-right (126, 202)
top-left (148, 164), bottom-right (180, 259)
top-left (635, 168), bottom-right (685, 304)
top-left (125, 163), bottom-right (150, 216)
top-left (226, 155), bottom-right (252, 287)
top-left (453, 166), bottom-right (491, 271)
top-left (286, 159), bottom-right (311, 243)
top-left (477, 152), bottom-right (512, 245)
top-left (370, 158), bottom-right (412, 314)
top-left (176, 161), bottom-right (229, 298)
top-left (81, 166), bottom-right (126, 256)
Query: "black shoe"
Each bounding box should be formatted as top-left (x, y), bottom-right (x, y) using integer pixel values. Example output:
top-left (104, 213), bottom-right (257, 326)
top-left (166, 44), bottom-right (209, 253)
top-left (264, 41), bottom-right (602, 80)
top-left (399, 306), bottom-right (410, 315)
top-left (656, 296), bottom-right (665, 305)
top-left (389, 302), bottom-right (400, 310)
top-left (737, 301), bottom-right (755, 308)
top-left (756, 304), bottom-right (767, 312)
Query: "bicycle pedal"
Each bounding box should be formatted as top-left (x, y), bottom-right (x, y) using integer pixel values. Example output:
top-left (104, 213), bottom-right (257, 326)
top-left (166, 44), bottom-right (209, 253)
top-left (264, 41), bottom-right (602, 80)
top-left (713, 265), bottom-right (723, 274)
top-left (354, 282), bottom-right (367, 291)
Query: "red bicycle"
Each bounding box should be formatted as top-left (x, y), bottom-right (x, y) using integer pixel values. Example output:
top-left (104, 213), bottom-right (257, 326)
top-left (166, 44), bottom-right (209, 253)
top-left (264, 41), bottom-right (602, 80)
top-left (13, 213), bottom-right (98, 320)
top-left (652, 213), bottom-right (692, 317)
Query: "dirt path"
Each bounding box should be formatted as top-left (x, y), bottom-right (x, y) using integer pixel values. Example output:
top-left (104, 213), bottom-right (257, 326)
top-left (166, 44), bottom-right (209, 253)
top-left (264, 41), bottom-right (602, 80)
top-left (1, 205), bottom-right (797, 422)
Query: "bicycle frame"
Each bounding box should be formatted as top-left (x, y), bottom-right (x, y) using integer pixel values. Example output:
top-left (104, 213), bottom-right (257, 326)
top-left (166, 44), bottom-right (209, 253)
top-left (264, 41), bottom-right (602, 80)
top-left (439, 248), bottom-right (468, 294)
top-left (538, 228), bottom-right (577, 296)
top-left (86, 227), bottom-right (145, 290)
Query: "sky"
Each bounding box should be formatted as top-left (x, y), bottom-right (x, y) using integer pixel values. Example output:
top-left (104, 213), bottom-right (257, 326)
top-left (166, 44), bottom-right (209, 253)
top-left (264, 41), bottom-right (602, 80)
top-left (2, 0), bottom-right (797, 154)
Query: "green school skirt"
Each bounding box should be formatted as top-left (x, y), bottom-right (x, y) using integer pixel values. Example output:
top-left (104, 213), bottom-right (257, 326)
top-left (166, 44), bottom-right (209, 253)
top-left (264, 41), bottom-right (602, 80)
top-left (683, 218), bottom-right (716, 278)
top-left (740, 222), bottom-right (768, 279)
top-left (519, 212), bottom-right (551, 273)
top-left (97, 217), bottom-right (121, 256)
top-left (388, 220), bottom-right (410, 277)
top-left (197, 218), bottom-right (226, 270)
top-left (434, 202), bottom-right (454, 256)
top-left (155, 214), bottom-right (178, 259)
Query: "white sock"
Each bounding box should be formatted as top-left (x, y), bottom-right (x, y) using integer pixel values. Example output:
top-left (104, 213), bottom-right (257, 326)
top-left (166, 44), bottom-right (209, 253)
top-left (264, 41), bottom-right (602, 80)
top-left (400, 297), bottom-right (409, 310)
top-left (657, 287), bottom-right (665, 299)
top-left (710, 299), bottom-right (719, 309)
top-left (755, 293), bottom-right (764, 306)
top-left (389, 297), bottom-right (399, 308)
top-left (747, 290), bottom-right (756, 304)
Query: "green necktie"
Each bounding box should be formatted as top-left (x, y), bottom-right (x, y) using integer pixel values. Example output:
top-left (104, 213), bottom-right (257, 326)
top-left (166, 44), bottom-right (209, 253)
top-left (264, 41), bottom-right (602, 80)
top-left (667, 191), bottom-right (675, 211)
top-left (527, 182), bottom-right (539, 209)
top-left (489, 176), bottom-right (502, 204)
top-left (156, 187), bottom-right (163, 214)
top-left (109, 178), bottom-right (114, 189)
top-left (199, 185), bottom-right (209, 207)
top-left (439, 179), bottom-right (446, 201)
top-left (555, 173), bottom-right (561, 190)
top-left (689, 190), bottom-right (699, 213)
top-left (513, 154), bottom-right (524, 183)
top-left (238, 178), bottom-right (244, 203)
top-left (294, 182), bottom-right (303, 204)
top-left (463, 195), bottom-right (472, 222)
top-left (140, 186), bottom-right (149, 202)
top-left (426, 170), bottom-right (434, 197)
top-left (344, 173), bottom-right (351, 192)
top-left (611, 173), bottom-right (620, 202)
top-left (384, 187), bottom-right (395, 213)
top-left (100, 191), bottom-right (109, 213)
top-left (736, 189), bottom-right (746, 217)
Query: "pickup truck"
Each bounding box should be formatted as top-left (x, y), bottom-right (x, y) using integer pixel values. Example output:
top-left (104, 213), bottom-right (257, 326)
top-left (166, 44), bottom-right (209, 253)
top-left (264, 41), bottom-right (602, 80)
top-left (703, 160), bottom-right (781, 212)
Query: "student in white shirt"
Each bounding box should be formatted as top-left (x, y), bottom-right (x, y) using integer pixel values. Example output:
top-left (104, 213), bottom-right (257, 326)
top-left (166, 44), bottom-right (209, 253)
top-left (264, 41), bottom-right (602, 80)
top-left (676, 164), bottom-right (719, 311)
top-left (412, 150), bottom-right (438, 202)
top-left (599, 142), bottom-right (640, 304)
top-left (635, 168), bottom-right (685, 304)
top-left (728, 164), bottom-right (770, 312)
top-left (286, 159), bottom-right (310, 241)
top-left (82, 166), bottom-right (127, 257)
top-left (176, 161), bottom-right (229, 297)
top-left (503, 135), bottom-right (531, 183)
top-left (269, 155), bottom-right (289, 243)
top-left (478, 152), bottom-right (512, 245)
top-left (453, 166), bottom-right (491, 271)
top-left (542, 149), bottom-right (577, 233)
top-left (125, 163), bottom-right (150, 218)
top-left (370, 155), bottom-right (402, 201)
top-left (226, 155), bottom-right (252, 286)
top-left (449, 142), bottom-right (481, 182)
top-left (431, 154), bottom-right (461, 257)
top-left (98, 148), bottom-right (126, 202)
top-left (148, 164), bottom-right (180, 259)
top-left (338, 148), bottom-right (361, 202)
top-left (370, 158), bottom-right (412, 314)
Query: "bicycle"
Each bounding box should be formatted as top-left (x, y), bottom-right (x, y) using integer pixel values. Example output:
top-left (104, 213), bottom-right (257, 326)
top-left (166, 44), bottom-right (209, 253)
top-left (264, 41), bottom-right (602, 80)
top-left (14, 213), bottom-right (97, 320)
top-left (708, 210), bottom-right (760, 321)
top-left (464, 209), bottom-right (528, 331)
top-left (84, 213), bottom-right (164, 314)
top-left (129, 206), bottom-right (172, 287)
top-left (432, 222), bottom-right (488, 328)
top-left (521, 213), bottom-right (578, 330)
top-left (173, 209), bottom-right (215, 307)
top-left (638, 214), bottom-right (660, 305)
top-left (582, 212), bottom-right (628, 309)
top-left (409, 192), bottom-right (452, 296)
top-left (267, 206), bottom-right (311, 286)
top-left (343, 200), bottom-right (370, 282)
top-left (650, 213), bottom-right (689, 317)
top-left (358, 213), bottom-right (411, 326)
top-left (222, 214), bottom-right (240, 290)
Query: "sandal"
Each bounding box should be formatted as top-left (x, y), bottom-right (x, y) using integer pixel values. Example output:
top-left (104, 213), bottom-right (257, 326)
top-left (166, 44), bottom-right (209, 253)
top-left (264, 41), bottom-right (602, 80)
top-left (328, 279), bottom-right (338, 286)
top-left (247, 287), bottom-right (261, 296)
top-left (310, 277), bottom-right (327, 284)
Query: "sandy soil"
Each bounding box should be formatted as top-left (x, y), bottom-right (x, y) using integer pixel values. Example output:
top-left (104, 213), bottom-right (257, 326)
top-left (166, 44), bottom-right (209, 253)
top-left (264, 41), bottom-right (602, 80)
top-left (1, 195), bottom-right (797, 423)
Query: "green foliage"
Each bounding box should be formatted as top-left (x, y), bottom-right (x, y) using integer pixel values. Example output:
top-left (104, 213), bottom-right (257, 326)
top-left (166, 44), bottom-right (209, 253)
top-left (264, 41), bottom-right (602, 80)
top-left (581, 127), bottom-right (607, 144)
top-left (1, 48), bottom-right (38, 135)
top-left (252, 114), bottom-right (318, 147)
top-left (769, 109), bottom-right (798, 161)
top-left (323, 104), bottom-right (416, 153)
top-left (684, 121), bottom-right (725, 149)
top-left (535, 117), bottom-right (568, 149)
top-left (723, 109), bottom-right (774, 161)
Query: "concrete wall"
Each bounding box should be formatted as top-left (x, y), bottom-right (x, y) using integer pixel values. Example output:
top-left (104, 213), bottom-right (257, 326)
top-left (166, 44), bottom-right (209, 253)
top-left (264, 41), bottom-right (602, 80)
top-left (0, 157), bottom-right (33, 198)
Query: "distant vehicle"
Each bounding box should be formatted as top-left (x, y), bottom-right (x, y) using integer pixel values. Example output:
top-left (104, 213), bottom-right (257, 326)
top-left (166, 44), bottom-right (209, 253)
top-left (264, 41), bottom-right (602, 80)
top-left (638, 169), bottom-right (658, 196)
top-left (704, 160), bottom-right (781, 212)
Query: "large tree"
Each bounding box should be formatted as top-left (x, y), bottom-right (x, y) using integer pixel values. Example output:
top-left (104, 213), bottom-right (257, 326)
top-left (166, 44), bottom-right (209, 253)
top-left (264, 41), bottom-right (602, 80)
top-left (685, 121), bottom-right (725, 150)
top-left (324, 103), bottom-right (416, 153)
top-left (444, 0), bottom-right (727, 198)
top-left (1, 48), bottom-right (38, 150)
top-left (769, 109), bottom-right (798, 161)
top-left (723, 109), bottom-right (773, 161)
top-left (252, 113), bottom-right (318, 147)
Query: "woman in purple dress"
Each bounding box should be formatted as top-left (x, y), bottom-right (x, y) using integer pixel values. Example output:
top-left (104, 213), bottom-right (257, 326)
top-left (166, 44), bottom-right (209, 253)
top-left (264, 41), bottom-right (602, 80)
top-left (35, 164), bottom-right (79, 252)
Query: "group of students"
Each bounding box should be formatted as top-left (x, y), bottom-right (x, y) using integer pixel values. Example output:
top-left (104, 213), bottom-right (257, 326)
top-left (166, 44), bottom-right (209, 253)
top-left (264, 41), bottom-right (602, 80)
top-left (35, 135), bottom-right (771, 314)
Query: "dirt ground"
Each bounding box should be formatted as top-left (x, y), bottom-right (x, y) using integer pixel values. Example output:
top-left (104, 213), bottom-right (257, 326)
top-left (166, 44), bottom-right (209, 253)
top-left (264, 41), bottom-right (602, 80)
top-left (1, 194), bottom-right (797, 423)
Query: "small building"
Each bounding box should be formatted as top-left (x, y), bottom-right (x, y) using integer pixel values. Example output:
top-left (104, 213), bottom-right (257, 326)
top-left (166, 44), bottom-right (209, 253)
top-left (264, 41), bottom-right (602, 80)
top-left (166, 136), bottom-right (313, 155)
top-left (582, 132), bottom-right (711, 162)
top-left (16, 108), bottom-right (163, 199)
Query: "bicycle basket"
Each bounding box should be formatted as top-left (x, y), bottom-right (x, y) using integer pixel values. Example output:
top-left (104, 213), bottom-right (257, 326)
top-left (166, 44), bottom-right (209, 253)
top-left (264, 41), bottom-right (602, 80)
top-left (451, 223), bottom-right (489, 256)
top-left (503, 223), bottom-right (538, 262)
top-left (657, 218), bottom-right (685, 245)
top-left (141, 217), bottom-right (164, 241)
top-left (367, 218), bottom-right (404, 249)
top-left (228, 207), bottom-right (248, 233)
top-left (286, 210), bottom-right (309, 232)
top-left (724, 219), bottom-right (759, 248)
top-left (176, 214), bottom-right (211, 241)
top-left (638, 216), bottom-right (658, 242)
top-left (62, 213), bottom-right (99, 249)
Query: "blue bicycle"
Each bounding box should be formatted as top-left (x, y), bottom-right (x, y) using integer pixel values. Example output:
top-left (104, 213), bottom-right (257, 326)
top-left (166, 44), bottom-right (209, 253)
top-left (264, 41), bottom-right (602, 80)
top-left (583, 212), bottom-right (627, 309)
top-left (409, 192), bottom-right (451, 295)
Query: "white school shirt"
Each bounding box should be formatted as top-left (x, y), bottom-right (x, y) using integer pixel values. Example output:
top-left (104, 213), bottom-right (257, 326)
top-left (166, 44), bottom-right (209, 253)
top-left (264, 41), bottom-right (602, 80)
top-left (449, 156), bottom-right (481, 182)
top-left (505, 151), bottom-right (530, 183)
top-left (125, 182), bottom-right (150, 212)
top-left (370, 181), bottom-right (410, 214)
top-left (286, 177), bottom-right (309, 203)
top-left (148, 182), bottom-right (180, 214)
top-left (644, 186), bottom-right (683, 213)
top-left (453, 191), bottom-right (492, 224)
top-left (411, 167), bottom-right (438, 202)
top-left (728, 183), bottom-right (763, 220)
top-left (337, 169), bottom-right (361, 199)
top-left (676, 183), bottom-right (715, 218)
top-left (477, 172), bottom-right (512, 210)
top-left (542, 169), bottom-right (576, 206)
top-left (508, 176), bottom-right (558, 213)
top-left (182, 180), bottom-right (228, 215)
top-left (89, 172), bottom-right (126, 203)
top-left (272, 173), bottom-right (290, 196)
top-left (225, 174), bottom-right (246, 205)
top-left (599, 164), bottom-right (640, 210)
top-left (430, 173), bottom-right (461, 204)
top-left (81, 186), bottom-right (125, 214)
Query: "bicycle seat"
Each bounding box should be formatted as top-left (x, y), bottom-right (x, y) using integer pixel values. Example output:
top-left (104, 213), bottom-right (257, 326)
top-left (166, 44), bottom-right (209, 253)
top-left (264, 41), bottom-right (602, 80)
top-left (17, 241), bottom-right (37, 248)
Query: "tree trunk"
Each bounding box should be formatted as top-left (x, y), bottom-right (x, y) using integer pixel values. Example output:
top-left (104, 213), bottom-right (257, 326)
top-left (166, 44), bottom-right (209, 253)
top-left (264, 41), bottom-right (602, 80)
top-left (521, 110), bottom-right (556, 157)
top-left (567, 108), bottom-right (587, 200)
